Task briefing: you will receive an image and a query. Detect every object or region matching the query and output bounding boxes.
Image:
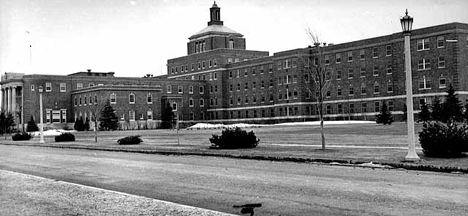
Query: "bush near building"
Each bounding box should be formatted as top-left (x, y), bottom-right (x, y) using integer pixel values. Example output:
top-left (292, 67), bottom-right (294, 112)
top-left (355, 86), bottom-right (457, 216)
top-left (12, 132), bottom-right (32, 141)
top-left (55, 133), bottom-right (75, 142)
top-left (99, 100), bottom-right (119, 131)
top-left (209, 127), bottom-right (259, 149)
top-left (117, 135), bottom-right (142, 145)
top-left (419, 122), bottom-right (468, 157)
top-left (375, 101), bottom-right (393, 125)
top-left (26, 116), bottom-right (39, 132)
top-left (74, 117), bottom-right (86, 131)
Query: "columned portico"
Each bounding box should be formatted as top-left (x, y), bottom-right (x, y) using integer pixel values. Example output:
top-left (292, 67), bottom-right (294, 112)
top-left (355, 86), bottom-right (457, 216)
top-left (11, 87), bottom-right (16, 114)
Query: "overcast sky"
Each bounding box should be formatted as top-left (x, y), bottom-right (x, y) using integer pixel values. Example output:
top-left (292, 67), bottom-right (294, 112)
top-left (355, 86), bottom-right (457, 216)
top-left (1, 0), bottom-right (467, 77)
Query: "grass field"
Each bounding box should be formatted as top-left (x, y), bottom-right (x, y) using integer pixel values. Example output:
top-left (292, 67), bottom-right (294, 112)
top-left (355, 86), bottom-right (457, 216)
top-left (6, 121), bottom-right (467, 170)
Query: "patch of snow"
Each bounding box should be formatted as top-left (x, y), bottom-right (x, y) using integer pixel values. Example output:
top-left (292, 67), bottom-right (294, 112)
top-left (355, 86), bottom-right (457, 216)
top-left (187, 123), bottom-right (263, 130)
top-left (275, 121), bottom-right (376, 126)
top-left (30, 129), bottom-right (76, 137)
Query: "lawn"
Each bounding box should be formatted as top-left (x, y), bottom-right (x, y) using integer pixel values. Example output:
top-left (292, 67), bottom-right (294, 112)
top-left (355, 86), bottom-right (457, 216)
top-left (6, 121), bottom-right (468, 171)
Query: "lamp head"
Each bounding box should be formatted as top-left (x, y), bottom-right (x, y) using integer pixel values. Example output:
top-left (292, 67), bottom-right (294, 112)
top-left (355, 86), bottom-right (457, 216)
top-left (400, 9), bottom-right (414, 34)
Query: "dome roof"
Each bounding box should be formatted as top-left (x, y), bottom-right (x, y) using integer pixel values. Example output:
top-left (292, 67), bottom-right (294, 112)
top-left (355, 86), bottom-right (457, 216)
top-left (189, 24), bottom-right (243, 40)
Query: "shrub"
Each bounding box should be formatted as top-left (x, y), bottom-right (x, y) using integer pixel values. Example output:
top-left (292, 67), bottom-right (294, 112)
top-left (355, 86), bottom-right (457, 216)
top-left (117, 135), bottom-right (142, 145)
top-left (55, 133), bottom-right (75, 142)
top-left (12, 132), bottom-right (32, 141)
top-left (209, 127), bottom-right (259, 149)
top-left (375, 102), bottom-right (393, 125)
top-left (26, 116), bottom-right (39, 132)
top-left (419, 122), bottom-right (468, 157)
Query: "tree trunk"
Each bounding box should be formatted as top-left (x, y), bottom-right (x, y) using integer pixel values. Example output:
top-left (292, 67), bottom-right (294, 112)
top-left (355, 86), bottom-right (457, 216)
top-left (94, 119), bottom-right (98, 142)
top-left (319, 101), bottom-right (325, 150)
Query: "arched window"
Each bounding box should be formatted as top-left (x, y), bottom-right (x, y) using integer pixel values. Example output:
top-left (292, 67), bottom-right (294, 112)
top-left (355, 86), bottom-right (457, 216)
top-left (129, 93), bottom-right (135, 104)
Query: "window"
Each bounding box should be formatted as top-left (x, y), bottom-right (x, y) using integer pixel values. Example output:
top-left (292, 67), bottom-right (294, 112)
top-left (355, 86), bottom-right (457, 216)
top-left (325, 55), bottom-right (330, 65)
top-left (129, 110), bottom-right (135, 121)
top-left (373, 66), bottom-right (379, 76)
top-left (374, 82), bottom-right (380, 94)
top-left (77, 83), bottom-right (83, 90)
top-left (167, 85), bottom-right (172, 93)
top-left (189, 98), bottom-right (194, 107)
top-left (237, 83), bottom-right (241, 91)
top-left (338, 104), bottom-right (343, 113)
top-left (244, 69), bottom-right (248, 77)
top-left (360, 68), bottom-right (366, 77)
top-left (213, 59), bottom-right (217, 67)
top-left (89, 83), bottom-right (94, 87)
top-left (326, 90), bottom-right (331, 98)
top-left (437, 36), bottom-right (445, 48)
top-left (348, 69), bottom-right (354, 79)
top-left (347, 51), bottom-right (353, 62)
top-left (129, 93), bottom-right (135, 104)
top-left (387, 81), bottom-right (394, 93)
top-left (417, 38), bottom-right (430, 51)
top-left (336, 53), bottom-right (341, 63)
top-left (89, 95), bottom-right (93, 104)
top-left (349, 103), bottom-right (355, 113)
top-left (214, 72), bottom-right (217, 80)
top-left (245, 82), bottom-right (249, 90)
top-left (229, 39), bottom-right (234, 49)
top-left (209, 60), bottom-right (212, 68)
top-left (438, 57), bottom-right (445, 68)
top-left (189, 86), bottom-right (193, 94)
top-left (388, 101), bottom-right (394, 111)
top-left (74, 97), bottom-right (77, 106)
top-left (386, 65), bottom-right (393, 74)
top-left (178, 86), bottom-right (183, 94)
top-left (361, 83), bottom-right (367, 95)
top-left (172, 102), bottom-right (177, 111)
top-left (374, 101), bottom-right (380, 112)
top-left (94, 95), bottom-right (98, 104)
top-left (349, 85), bottom-right (354, 96)
top-left (418, 59), bottom-right (431, 70)
top-left (372, 47), bottom-right (378, 58)
top-left (419, 76), bottom-right (431, 90)
top-left (31, 84), bottom-right (35, 91)
top-left (337, 86), bottom-right (342, 97)
top-left (359, 49), bottom-right (365, 60)
top-left (361, 102), bottom-right (367, 112)
top-left (60, 83), bottom-right (66, 92)
top-left (110, 93), bottom-right (116, 104)
top-left (439, 77), bottom-right (447, 88)
top-left (293, 75), bottom-right (298, 83)
top-left (147, 110), bottom-right (153, 120)
top-left (84, 96), bottom-right (87, 105)
top-left (139, 113), bottom-right (144, 120)
top-left (199, 86), bottom-right (204, 94)
top-left (336, 70), bottom-right (342, 80)
top-left (326, 105), bottom-right (332, 114)
top-left (46, 82), bottom-right (52, 92)
top-left (147, 93), bottom-right (153, 104)
top-left (270, 79), bottom-right (274, 88)
top-left (386, 45), bottom-right (392, 56)
top-left (304, 74), bottom-right (310, 83)
top-left (199, 99), bottom-right (204, 107)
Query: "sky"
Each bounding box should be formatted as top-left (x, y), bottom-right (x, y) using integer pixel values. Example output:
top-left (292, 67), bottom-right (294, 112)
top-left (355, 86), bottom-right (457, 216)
top-left (1, 0), bottom-right (467, 77)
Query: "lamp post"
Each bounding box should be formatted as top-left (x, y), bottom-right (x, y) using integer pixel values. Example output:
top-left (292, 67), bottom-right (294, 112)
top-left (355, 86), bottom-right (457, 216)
top-left (38, 85), bottom-right (45, 144)
top-left (400, 9), bottom-right (419, 161)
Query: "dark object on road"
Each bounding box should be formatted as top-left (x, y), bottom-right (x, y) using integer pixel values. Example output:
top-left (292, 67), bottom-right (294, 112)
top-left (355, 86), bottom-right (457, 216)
top-left (117, 135), bottom-right (143, 145)
top-left (55, 133), bottom-right (75, 142)
top-left (12, 132), bottom-right (32, 141)
top-left (233, 203), bottom-right (262, 216)
top-left (419, 121), bottom-right (468, 157)
top-left (209, 127), bottom-right (259, 149)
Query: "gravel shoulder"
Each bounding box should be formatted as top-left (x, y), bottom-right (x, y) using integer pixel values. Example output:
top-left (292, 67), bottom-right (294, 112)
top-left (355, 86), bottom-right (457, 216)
top-left (0, 170), bottom-right (236, 216)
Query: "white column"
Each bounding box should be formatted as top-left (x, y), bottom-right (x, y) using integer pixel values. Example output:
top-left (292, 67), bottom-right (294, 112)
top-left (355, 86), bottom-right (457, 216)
top-left (11, 86), bottom-right (16, 114)
top-left (7, 87), bottom-right (11, 113)
top-left (0, 88), bottom-right (3, 111)
top-left (404, 34), bottom-right (420, 161)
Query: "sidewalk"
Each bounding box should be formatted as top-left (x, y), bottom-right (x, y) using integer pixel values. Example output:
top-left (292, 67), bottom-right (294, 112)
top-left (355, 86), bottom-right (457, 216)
top-left (0, 170), bottom-right (236, 216)
top-left (2, 136), bottom-right (467, 174)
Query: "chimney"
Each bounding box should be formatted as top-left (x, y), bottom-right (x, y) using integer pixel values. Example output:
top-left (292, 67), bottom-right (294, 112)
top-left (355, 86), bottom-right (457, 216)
top-left (87, 69), bottom-right (92, 73)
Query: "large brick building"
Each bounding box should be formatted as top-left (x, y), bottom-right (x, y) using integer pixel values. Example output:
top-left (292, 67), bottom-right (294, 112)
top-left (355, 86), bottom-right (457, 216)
top-left (1, 2), bottom-right (468, 130)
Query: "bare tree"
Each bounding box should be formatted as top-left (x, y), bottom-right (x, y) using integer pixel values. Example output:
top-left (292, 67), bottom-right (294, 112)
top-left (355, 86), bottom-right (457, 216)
top-left (301, 28), bottom-right (333, 150)
top-left (88, 98), bottom-right (106, 143)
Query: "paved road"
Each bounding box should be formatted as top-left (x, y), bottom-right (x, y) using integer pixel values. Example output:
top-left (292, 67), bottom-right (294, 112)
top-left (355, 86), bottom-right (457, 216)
top-left (0, 145), bottom-right (467, 216)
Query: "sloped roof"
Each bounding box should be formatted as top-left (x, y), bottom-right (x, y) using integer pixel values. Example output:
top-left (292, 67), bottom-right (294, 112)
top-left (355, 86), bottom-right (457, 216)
top-left (189, 24), bottom-right (243, 40)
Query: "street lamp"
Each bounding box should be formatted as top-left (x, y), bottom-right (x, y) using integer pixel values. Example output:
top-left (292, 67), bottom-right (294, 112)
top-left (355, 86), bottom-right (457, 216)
top-left (38, 85), bottom-right (45, 144)
top-left (400, 9), bottom-right (419, 161)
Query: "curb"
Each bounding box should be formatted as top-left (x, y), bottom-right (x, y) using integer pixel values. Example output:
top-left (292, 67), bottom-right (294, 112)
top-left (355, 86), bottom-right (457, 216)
top-left (2, 143), bottom-right (468, 174)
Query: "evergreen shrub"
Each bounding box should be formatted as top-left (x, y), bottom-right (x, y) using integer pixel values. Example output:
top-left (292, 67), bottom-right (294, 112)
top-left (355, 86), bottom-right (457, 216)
top-left (55, 133), bottom-right (76, 142)
top-left (12, 132), bottom-right (32, 141)
top-left (117, 135), bottom-right (142, 145)
top-left (419, 122), bottom-right (468, 157)
top-left (209, 127), bottom-right (259, 149)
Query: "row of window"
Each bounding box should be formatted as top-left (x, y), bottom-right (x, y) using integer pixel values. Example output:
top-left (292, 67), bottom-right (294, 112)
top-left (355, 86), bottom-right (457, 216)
top-left (166, 85), bottom-right (204, 94)
top-left (45, 109), bottom-right (67, 123)
top-left (74, 94), bottom-right (99, 106)
top-left (31, 83), bottom-right (65, 92)
top-left (170, 59), bottom-right (218, 74)
top-left (228, 64), bottom-right (274, 78)
top-left (229, 79), bottom-right (274, 92)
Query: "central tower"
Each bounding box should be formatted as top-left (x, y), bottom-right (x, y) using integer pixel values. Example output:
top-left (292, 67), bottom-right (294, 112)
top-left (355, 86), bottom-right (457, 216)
top-left (187, 2), bottom-right (245, 55)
